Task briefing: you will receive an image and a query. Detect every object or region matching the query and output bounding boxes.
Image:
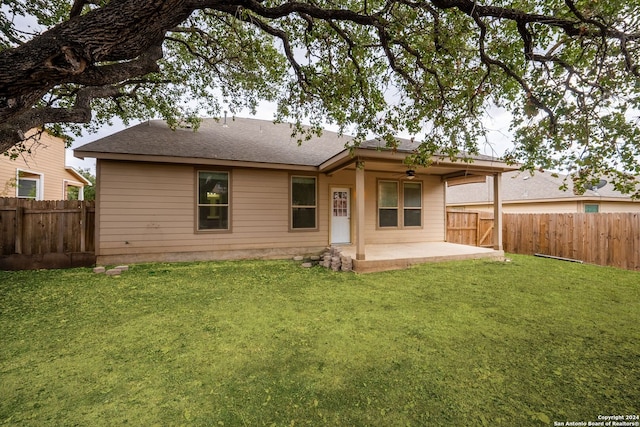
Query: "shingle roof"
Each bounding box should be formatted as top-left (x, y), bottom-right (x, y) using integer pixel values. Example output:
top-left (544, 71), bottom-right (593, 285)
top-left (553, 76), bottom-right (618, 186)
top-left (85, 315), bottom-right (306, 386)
top-left (447, 170), bottom-right (633, 204)
top-left (76, 117), bottom-right (509, 169)
top-left (359, 138), bottom-right (499, 162)
top-left (75, 117), bottom-right (352, 167)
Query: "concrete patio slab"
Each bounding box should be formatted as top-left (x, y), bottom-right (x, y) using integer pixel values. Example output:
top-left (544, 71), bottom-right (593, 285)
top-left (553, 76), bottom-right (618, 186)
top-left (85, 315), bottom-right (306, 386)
top-left (339, 242), bottom-right (504, 273)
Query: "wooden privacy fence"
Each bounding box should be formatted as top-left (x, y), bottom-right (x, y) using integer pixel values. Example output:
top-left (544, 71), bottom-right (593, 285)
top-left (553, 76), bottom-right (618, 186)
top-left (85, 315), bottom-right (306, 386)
top-left (446, 210), bottom-right (495, 247)
top-left (0, 198), bottom-right (95, 270)
top-left (502, 212), bottom-right (640, 271)
top-left (446, 210), bottom-right (640, 271)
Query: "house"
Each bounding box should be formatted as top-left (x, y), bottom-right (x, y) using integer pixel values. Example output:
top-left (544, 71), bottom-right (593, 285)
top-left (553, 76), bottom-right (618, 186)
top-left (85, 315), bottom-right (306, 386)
top-left (1, 130), bottom-right (90, 200)
top-left (74, 117), bottom-right (517, 272)
top-left (447, 170), bottom-right (640, 213)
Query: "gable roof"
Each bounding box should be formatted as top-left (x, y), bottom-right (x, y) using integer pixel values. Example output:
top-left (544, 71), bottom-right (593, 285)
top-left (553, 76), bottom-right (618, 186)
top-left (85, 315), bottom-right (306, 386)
top-left (75, 118), bottom-right (349, 167)
top-left (447, 170), bottom-right (634, 205)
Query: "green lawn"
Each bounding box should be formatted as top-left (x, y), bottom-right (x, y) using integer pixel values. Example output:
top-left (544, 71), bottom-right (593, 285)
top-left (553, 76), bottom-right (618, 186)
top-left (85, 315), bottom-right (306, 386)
top-left (1, 255), bottom-right (638, 426)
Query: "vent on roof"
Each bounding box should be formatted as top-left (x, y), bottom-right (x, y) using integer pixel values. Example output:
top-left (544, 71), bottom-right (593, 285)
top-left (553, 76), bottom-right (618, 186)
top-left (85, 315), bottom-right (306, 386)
top-left (586, 179), bottom-right (607, 191)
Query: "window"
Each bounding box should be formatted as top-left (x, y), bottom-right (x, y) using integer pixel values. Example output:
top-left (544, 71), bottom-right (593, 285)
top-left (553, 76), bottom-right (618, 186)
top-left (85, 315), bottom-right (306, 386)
top-left (16, 171), bottom-right (42, 200)
top-left (378, 180), bottom-right (422, 228)
top-left (18, 178), bottom-right (38, 199)
top-left (291, 176), bottom-right (317, 229)
top-left (197, 171), bottom-right (229, 231)
top-left (403, 182), bottom-right (422, 227)
top-left (378, 181), bottom-right (398, 227)
top-left (585, 204), bottom-right (599, 213)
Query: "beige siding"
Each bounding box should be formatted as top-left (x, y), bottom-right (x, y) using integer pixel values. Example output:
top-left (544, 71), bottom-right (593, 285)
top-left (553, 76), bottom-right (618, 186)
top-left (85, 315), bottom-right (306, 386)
top-left (455, 200), bottom-right (640, 214)
top-left (97, 161), bottom-right (329, 263)
top-left (96, 161), bottom-right (448, 264)
top-left (502, 202), bottom-right (579, 214)
top-left (597, 202), bottom-right (640, 213)
top-left (0, 132), bottom-right (82, 200)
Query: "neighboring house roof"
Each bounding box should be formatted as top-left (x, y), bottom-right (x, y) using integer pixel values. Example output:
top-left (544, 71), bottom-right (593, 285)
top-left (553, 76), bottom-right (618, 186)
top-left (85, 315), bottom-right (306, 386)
top-left (65, 167), bottom-right (92, 186)
top-left (447, 170), bottom-right (634, 205)
top-left (75, 117), bottom-right (517, 176)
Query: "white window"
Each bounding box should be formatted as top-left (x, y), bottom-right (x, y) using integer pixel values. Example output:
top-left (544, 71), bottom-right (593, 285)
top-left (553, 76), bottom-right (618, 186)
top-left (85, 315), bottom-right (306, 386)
top-left (16, 171), bottom-right (42, 200)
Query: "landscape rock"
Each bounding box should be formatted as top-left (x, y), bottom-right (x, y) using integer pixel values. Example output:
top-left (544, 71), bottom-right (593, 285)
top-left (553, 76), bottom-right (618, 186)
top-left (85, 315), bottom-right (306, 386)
top-left (93, 266), bottom-right (106, 274)
top-left (105, 268), bottom-right (121, 276)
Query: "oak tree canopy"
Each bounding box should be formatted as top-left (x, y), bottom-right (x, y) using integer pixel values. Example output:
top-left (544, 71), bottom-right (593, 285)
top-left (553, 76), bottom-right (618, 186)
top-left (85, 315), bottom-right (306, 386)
top-left (1, 0), bottom-right (639, 194)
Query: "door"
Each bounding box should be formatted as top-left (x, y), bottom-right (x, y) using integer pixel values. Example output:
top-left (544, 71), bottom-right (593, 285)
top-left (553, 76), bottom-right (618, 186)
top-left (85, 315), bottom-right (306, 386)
top-left (331, 188), bottom-right (351, 244)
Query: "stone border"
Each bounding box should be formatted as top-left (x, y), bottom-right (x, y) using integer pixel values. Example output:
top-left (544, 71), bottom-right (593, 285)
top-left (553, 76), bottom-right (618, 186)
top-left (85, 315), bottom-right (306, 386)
top-left (93, 265), bottom-right (129, 276)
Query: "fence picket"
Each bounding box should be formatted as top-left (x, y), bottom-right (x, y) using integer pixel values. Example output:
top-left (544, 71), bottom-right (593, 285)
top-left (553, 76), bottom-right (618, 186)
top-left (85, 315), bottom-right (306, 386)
top-left (448, 210), bottom-right (640, 271)
top-left (0, 198), bottom-right (95, 260)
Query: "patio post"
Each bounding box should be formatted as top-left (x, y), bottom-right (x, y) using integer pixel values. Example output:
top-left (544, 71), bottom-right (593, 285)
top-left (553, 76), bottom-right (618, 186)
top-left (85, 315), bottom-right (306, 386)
top-left (493, 172), bottom-right (503, 250)
top-left (355, 160), bottom-right (366, 260)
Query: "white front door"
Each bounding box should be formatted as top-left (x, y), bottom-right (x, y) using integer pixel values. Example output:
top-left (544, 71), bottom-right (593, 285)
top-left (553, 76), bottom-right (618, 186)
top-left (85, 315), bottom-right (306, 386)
top-left (331, 188), bottom-right (351, 244)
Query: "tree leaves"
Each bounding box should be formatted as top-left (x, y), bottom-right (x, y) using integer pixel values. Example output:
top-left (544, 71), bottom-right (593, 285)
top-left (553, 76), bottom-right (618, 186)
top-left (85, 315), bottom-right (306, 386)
top-left (0, 0), bottom-right (639, 194)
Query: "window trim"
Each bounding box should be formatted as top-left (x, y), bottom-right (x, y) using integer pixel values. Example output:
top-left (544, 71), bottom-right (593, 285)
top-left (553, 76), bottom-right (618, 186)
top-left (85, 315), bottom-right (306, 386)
top-left (377, 178), bottom-right (423, 229)
top-left (195, 169), bottom-right (232, 233)
top-left (377, 179), bottom-right (399, 228)
top-left (402, 181), bottom-right (423, 228)
top-left (290, 174), bottom-right (319, 231)
top-left (584, 203), bottom-right (600, 213)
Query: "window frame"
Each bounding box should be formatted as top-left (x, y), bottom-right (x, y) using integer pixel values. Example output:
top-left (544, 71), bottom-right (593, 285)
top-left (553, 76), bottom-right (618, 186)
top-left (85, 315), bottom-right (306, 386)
top-left (377, 180), bottom-right (399, 228)
top-left (584, 203), bottom-right (600, 213)
top-left (195, 169), bottom-right (231, 233)
top-left (402, 181), bottom-right (423, 228)
top-left (377, 178), bottom-right (423, 229)
top-left (290, 174), bottom-right (318, 231)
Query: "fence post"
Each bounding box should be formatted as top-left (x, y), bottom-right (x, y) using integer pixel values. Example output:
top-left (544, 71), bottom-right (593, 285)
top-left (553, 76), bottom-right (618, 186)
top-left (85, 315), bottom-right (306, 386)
top-left (15, 206), bottom-right (23, 254)
top-left (80, 201), bottom-right (86, 253)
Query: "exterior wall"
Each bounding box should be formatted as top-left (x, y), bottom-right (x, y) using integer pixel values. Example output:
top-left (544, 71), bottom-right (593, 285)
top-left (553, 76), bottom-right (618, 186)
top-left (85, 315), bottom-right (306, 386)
top-left (451, 200), bottom-right (640, 214)
top-left (597, 201), bottom-right (640, 213)
top-left (96, 161), bottom-right (448, 264)
top-left (501, 202), bottom-right (579, 214)
top-left (361, 172), bottom-right (444, 244)
top-left (97, 160), bottom-right (328, 263)
top-left (0, 132), bottom-right (83, 200)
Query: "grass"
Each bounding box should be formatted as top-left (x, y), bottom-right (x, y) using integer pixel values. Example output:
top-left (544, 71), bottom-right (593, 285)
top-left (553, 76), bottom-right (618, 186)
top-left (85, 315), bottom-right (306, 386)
top-left (0, 254), bottom-right (638, 426)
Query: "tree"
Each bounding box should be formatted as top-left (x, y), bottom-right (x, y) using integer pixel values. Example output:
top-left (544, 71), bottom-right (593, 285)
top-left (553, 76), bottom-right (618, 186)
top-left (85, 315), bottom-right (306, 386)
top-left (67, 167), bottom-right (95, 201)
top-left (1, 0), bottom-right (639, 195)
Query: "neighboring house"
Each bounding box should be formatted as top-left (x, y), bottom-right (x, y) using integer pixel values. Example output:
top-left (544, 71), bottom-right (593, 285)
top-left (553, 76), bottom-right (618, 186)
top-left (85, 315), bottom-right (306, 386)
top-left (447, 170), bottom-right (640, 213)
top-left (74, 117), bottom-right (517, 268)
top-left (1, 130), bottom-right (91, 200)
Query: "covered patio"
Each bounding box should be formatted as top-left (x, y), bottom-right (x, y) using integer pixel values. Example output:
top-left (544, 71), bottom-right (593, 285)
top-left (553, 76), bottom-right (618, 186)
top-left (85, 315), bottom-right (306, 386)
top-left (339, 242), bottom-right (504, 273)
top-left (319, 139), bottom-right (517, 272)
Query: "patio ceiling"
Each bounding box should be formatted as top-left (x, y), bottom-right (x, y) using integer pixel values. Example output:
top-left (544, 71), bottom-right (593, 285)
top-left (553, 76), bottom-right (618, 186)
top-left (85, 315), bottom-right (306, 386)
top-left (319, 147), bottom-right (519, 178)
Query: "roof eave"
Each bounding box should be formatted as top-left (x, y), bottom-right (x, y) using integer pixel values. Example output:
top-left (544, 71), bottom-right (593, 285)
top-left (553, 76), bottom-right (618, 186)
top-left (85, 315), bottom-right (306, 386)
top-left (65, 167), bottom-right (92, 185)
top-left (73, 150), bottom-right (318, 172)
